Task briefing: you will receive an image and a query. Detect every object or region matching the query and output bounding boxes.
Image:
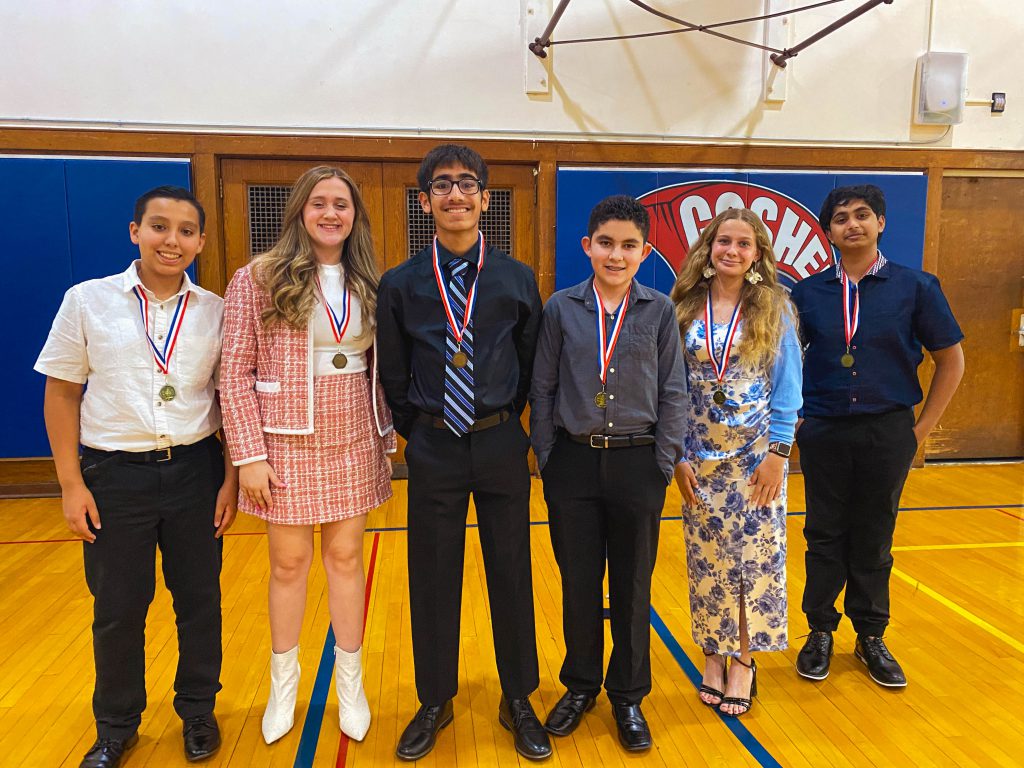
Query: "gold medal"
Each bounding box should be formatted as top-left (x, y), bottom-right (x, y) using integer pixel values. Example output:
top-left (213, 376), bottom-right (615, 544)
top-left (452, 350), bottom-right (469, 369)
top-left (332, 352), bottom-right (348, 369)
top-left (159, 384), bottom-right (176, 402)
top-left (840, 353), bottom-right (855, 368)
top-left (594, 391), bottom-right (608, 409)
top-left (713, 390), bottom-right (727, 406)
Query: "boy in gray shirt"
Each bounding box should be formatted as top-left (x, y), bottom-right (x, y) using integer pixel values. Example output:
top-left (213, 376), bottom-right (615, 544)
top-left (530, 195), bottom-right (687, 752)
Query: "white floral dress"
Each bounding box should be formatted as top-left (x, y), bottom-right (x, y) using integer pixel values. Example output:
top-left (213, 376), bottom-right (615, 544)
top-left (682, 321), bottom-right (788, 656)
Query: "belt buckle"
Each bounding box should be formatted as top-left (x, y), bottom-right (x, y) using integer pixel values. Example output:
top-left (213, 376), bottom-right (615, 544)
top-left (589, 435), bottom-right (609, 449)
top-left (156, 447), bottom-right (172, 462)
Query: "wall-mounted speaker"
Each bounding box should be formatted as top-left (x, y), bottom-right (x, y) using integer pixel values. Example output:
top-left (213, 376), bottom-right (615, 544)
top-left (915, 52), bottom-right (968, 125)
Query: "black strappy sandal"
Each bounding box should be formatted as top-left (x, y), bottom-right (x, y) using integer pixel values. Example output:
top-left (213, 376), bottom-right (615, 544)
top-left (719, 657), bottom-right (757, 717)
top-left (698, 650), bottom-right (727, 706)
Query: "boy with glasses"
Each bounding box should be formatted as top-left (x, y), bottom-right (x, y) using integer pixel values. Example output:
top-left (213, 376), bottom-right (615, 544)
top-left (376, 144), bottom-right (549, 761)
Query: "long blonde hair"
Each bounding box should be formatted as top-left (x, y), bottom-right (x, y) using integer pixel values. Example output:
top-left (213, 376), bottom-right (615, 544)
top-left (251, 166), bottom-right (379, 332)
top-left (669, 208), bottom-right (797, 371)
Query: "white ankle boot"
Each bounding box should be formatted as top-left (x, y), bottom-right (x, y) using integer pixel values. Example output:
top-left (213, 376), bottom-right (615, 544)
top-left (334, 645), bottom-right (371, 741)
top-left (262, 645), bottom-right (300, 744)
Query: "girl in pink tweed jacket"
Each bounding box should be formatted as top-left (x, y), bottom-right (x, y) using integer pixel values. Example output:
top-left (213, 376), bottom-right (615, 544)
top-left (221, 166), bottom-right (395, 746)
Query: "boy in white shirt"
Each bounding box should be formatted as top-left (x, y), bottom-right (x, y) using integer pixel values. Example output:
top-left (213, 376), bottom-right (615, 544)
top-left (35, 186), bottom-right (237, 768)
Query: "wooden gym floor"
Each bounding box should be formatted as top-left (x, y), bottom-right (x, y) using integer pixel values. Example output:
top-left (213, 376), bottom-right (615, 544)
top-left (0, 462), bottom-right (1022, 768)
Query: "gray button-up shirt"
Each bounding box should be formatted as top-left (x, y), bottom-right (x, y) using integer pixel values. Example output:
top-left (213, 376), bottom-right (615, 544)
top-left (529, 277), bottom-right (688, 483)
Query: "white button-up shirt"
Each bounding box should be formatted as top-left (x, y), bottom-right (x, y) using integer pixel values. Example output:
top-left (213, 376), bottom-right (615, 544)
top-left (35, 262), bottom-right (223, 452)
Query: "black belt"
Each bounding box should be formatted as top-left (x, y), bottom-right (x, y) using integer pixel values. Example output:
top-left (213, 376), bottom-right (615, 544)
top-left (567, 432), bottom-right (655, 449)
top-left (81, 434), bottom-right (217, 464)
top-left (418, 409), bottom-right (512, 433)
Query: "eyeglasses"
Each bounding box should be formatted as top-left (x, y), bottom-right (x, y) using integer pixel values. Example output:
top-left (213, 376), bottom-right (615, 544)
top-left (428, 177), bottom-right (483, 195)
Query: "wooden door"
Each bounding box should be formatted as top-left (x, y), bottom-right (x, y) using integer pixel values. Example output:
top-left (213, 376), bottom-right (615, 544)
top-left (221, 159), bottom-right (386, 283)
top-left (381, 163), bottom-right (539, 468)
top-left (220, 158), bottom-right (538, 469)
top-left (932, 176), bottom-right (1024, 459)
top-left (381, 163), bottom-right (537, 269)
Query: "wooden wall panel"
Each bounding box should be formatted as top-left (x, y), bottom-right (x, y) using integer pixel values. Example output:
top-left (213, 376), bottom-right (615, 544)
top-left (4, 126), bottom-right (1024, 463)
top-left (933, 176), bottom-right (1024, 458)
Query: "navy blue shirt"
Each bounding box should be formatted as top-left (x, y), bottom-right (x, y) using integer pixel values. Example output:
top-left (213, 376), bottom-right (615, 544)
top-left (791, 257), bottom-right (963, 418)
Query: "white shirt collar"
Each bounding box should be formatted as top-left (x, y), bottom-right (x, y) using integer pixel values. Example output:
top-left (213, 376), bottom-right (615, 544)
top-left (120, 260), bottom-right (198, 298)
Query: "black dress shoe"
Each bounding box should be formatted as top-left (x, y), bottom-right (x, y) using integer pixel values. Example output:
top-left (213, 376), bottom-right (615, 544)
top-left (611, 703), bottom-right (651, 752)
top-left (182, 714), bottom-right (221, 762)
top-left (80, 733), bottom-right (138, 768)
top-left (855, 635), bottom-right (907, 687)
top-left (498, 696), bottom-right (552, 760)
top-left (396, 700), bottom-right (454, 761)
top-left (796, 631), bottom-right (834, 680)
top-left (544, 690), bottom-right (596, 736)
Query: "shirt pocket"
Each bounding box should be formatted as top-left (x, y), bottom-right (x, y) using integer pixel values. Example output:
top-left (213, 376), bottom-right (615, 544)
top-left (626, 325), bottom-right (658, 357)
top-left (98, 318), bottom-right (150, 372)
top-left (175, 332), bottom-right (221, 386)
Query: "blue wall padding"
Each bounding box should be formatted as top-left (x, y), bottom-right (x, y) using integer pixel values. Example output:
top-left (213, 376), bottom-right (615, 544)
top-left (4, 157), bottom-right (192, 458)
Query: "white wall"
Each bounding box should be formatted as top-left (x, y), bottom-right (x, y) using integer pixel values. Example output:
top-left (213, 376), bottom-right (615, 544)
top-left (0, 0), bottom-right (1019, 149)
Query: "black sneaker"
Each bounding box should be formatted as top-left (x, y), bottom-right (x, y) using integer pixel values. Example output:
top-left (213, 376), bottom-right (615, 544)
top-left (855, 636), bottom-right (907, 687)
top-left (796, 631), bottom-right (833, 680)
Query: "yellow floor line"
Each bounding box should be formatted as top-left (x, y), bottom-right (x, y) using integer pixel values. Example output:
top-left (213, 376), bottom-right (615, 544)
top-left (891, 567), bottom-right (1024, 654)
top-left (892, 541), bottom-right (1024, 552)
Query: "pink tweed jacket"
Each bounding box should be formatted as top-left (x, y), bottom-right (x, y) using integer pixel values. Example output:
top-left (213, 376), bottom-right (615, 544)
top-left (220, 265), bottom-right (396, 465)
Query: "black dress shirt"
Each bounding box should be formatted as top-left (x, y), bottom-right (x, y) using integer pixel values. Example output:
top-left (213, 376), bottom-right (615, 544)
top-left (376, 239), bottom-right (542, 439)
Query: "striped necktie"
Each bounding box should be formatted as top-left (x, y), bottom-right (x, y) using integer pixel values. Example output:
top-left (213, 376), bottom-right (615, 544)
top-left (443, 258), bottom-right (475, 436)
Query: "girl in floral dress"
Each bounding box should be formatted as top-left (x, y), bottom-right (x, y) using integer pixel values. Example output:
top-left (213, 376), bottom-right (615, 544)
top-left (670, 208), bottom-right (802, 717)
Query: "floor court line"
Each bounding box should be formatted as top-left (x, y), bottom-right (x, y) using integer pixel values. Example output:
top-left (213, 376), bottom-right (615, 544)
top-left (996, 508), bottom-right (1024, 522)
top-left (293, 532), bottom-right (381, 768)
top-left (356, 502), bottom-right (1024, 534)
top-left (892, 541), bottom-right (1024, 552)
top-left (890, 567), bottom-right (1024, 655)
top-left (334, 531), bottom-right (381, 767)
top-left (2, 503), bottom-right (1019, 544)
top-left (650, 606), bottom-right (782, 768)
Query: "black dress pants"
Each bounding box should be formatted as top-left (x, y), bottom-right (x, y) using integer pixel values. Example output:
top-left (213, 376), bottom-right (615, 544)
top-left (796, 409), bottom-right (918, 637)
top-left (542, 433), bottom-right (667, 705)
top-left (405, 414), bottom-right (539, 704)
top-left (81, 435), bottom-right (224, 739)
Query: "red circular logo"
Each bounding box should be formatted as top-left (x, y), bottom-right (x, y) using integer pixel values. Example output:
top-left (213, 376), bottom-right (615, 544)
top-left (638, 181), bottom-right (833, 285)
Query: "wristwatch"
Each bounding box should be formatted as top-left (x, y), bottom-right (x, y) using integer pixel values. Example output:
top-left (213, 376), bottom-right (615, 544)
top-left (768, 441), bottom-right (792, 458)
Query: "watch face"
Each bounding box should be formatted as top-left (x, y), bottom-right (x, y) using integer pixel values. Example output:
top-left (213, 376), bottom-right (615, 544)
top-left (770, 442), bottom-right (792, 458)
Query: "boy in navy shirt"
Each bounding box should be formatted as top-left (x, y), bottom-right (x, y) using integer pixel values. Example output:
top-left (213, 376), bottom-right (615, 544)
top-left (791, 184), bottom-right (963, 687)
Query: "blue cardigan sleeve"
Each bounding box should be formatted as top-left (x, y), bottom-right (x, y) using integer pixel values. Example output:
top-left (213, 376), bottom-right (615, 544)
top-left (768, 319), bottom-right (803, 444)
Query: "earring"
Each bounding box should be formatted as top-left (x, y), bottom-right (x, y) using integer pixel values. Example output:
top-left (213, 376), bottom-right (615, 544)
top-left (745, 269), bottom-right (763, 285)
top-left (703, 266), bottom-right (717, 279)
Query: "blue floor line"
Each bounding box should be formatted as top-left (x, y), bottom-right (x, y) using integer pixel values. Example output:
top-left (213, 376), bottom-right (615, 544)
top-left (649, 607), bottom-right (783, 768)
top-left (364, 502), bottom-right (1024, 533)
top-left (293, 626), bottom-right (336, 768)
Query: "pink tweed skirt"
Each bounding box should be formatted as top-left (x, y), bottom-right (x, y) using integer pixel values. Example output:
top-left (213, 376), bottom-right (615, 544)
top-left (241, 373), bottom-right (392, 525)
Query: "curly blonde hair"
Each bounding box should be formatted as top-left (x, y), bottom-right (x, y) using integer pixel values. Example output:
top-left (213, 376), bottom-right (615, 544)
top-left (669, 208), bottom-right (797, 371)
top-left (251, 166), bottom-right (379, 332)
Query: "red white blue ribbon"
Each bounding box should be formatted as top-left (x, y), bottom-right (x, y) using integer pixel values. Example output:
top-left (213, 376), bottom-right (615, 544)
top-left (432, 234), bottom-right (485, 348)
top-left (704, 292), bottom-right (741, 386)
top-left (593, 281), bottom-right (631, 386)
top-left (840, 270), bottom-right (860, 350)
top-left (315, 272), bottom-right (351, 343)
top-left (133, 286), bottom-right (189, 375)
top-left (839, 254), bottom-right (881, 348)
